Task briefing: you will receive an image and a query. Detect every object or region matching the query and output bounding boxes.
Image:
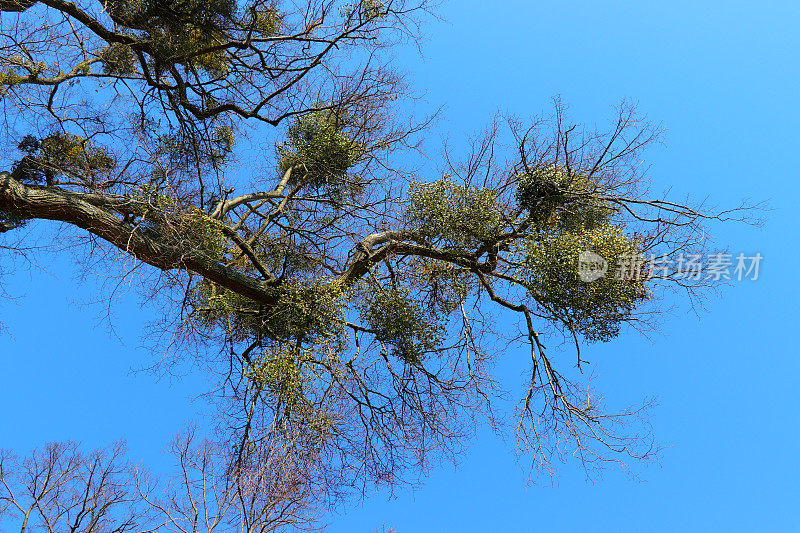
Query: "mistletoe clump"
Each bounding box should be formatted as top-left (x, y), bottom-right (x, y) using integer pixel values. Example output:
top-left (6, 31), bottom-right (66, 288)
top-left (105, 0), bottom-right (236, 75)
top-left (265, 280), bottom-right (345, 342)
top-left (180, 208), bottom-right (227, 260)
top-left (277, 110), bottom-right (365, 188)
top-left (250, 5), bottom-right (283, 36)
top-left (194, 278), bottom-right (345, 343)
top-left (411, 259), bottom-right (473, 315)
top-left (356, 281), bottom-right (445, 364)
top-left (406, 178), bottom-right (506, 250)
top-left (516, 165), bottom-right (612, 230)
top-left (12, 133), bottom-right (115, 184)
top-left (246, 343), bottom-right (336, 451)
top-left (519, 223), bottom-right (649, 342)
top-left (99, 44), bottom-right (137, 75)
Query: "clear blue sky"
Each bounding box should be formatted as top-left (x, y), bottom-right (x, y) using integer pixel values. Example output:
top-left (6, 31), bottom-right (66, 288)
top-left (1, 1), bottom-right (799, 531)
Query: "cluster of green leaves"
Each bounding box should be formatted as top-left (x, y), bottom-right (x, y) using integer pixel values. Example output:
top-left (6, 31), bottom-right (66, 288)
top-left (277, 110), bottom-right (365, 189)
top-left (0, 54), bottom-right (46, 89)
top-left (152, 125), bottom-right (235, 174)
top-left (128, 186), bottom-right (226, 260)
top-left (194, 278), bottom-right (345, 344)
top-left (516, 165), bottom-right (611, 231)
top-left (164, 25), bottom-right (229, 75)
top-left (520, 225), bottom-right (649, 341)
top-left (405, 178), bottom-right (506, 250)
top-left (355, 280), bottom-right (445, 364)
top-left (12, 133), bottom-right (115, 183)
top-left (250, 4), bottom-right (283, 36)
top-left (129, 184), bottom-right (192, 239)
top-left (267, 280), bottom-right (345, 342)
top-left (105, 0), bottom-right (237, 75)
top-left (130, 183), bottom-right (178, 214)
top-left (209, 125), bottom-right (236, 163)
top-left (192, 280), bottom-right (260, 340)
top-left (40, 133), bottom-right (115, 173)
top-left (99, 44), bottom-right (137, 75)
top-left (0, 69), bottom-right (23, 87)
top-left (340, 0), bottom-right (387, 21)
top-left (515, 168), bottom-right (648, 341)
top-left (194, 276), bottom-right (344, 447)
top-left (411, 259), bottom-right (472, 315)
top-left (180, 208), bottom-right (227, 260)
top-left (246, 343), bottom-right (335, 450)
top-left (106, 0), bottom-right (237, 30)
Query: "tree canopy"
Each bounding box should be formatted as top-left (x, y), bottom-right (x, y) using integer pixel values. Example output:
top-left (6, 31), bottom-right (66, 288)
top-left (0, 0), bottom-right (753, 530)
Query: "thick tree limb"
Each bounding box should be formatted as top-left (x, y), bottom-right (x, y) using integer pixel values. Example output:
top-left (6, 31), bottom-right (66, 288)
top-left (210, 166), bottom-right (294, 220)
top-left (0, 172), bottom-right (277, 305)
top-left (336, 230), bottom-right (501, 288)
top-left (336, 230), bottom-right (419, 285)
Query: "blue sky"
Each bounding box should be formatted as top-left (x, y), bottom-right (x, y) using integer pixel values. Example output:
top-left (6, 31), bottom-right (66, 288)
top-left (1, 1), bottom-right (799, 531)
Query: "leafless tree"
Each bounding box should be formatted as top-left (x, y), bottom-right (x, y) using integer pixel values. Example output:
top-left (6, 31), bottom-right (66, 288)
top-left (141, 427), bottom-right (327, 533)
top-left (0, 441), bottom-right (153, 532)
top-left (1, 432), bottom-right (334, 532)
